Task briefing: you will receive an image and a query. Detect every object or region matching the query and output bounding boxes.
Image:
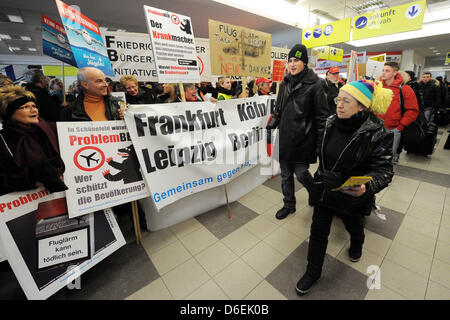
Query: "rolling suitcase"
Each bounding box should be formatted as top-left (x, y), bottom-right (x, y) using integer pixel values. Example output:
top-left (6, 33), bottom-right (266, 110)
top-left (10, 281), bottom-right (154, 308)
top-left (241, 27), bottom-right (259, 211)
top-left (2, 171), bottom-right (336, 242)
top-left (404, 121), bottom-right (438, 155)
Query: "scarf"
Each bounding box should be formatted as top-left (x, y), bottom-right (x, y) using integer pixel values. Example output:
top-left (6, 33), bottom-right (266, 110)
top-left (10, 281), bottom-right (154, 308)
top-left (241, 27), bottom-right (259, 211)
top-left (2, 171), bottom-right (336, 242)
top-left (1, 120), bottom-right (61, 168)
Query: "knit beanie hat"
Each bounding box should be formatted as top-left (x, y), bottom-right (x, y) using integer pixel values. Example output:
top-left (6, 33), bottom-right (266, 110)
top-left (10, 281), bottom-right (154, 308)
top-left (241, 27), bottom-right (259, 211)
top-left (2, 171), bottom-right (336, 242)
top-left (288, 44), bottom-right (308, 65)
top-left (340, 80), bottom-right (393, 114)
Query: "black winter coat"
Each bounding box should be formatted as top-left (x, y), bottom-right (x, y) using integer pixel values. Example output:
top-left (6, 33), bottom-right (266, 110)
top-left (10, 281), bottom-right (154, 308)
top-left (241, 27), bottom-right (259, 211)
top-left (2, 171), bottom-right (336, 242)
top-left (419, 80), bottom-right (441, 110)
top-left (268, 68), bottom-right (328, 163)
top-left (407, 80), bottom-right (424, 112)
top-left (125, 87), bottom-right (156, 105)
top-left (322, 78), bottom-right (342, 116)
top-left (59, 92), bottom-right (121, 121)
top-left (25, 83), bottom-right (62, 122)
top-left (310, 112), bottom-right (394, 216)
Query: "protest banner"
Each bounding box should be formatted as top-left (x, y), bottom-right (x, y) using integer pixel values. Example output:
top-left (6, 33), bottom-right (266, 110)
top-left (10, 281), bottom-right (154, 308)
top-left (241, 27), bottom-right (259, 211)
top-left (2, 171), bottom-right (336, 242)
top-left (41, 14), bottom-right (77, 67)
top-left (209, 19), bottom-right (271, 77)
top-left (124, 96), bottom-right (276, 210)
top-left (195, 37), bottom-right (218, 83)
top-left (55, 0), bottom-right (114, 76)
top-left (0, 189), bottom-right (125, 300)
top-left (57, 120), bottom-right (150, 218)
top-left (102, 31), bottom-right (158, 82)
top-left (143, 5), bottom-right (200, 83)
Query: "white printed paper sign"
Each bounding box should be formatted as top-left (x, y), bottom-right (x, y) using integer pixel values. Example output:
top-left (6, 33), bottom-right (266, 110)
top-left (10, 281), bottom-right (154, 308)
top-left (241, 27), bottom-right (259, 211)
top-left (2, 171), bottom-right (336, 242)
top-left (143, 5), bottom-right (200, 83)
top-left (0, 189), bottom-right (125, 300)
top-left (102, 31), bottom-right (158, 82)
top-left (195, 37), bottom-right (218, 83)
top-left (124, 96), bottom-right (276, 210)
top-left (57, 120), bottom-right (150, 218)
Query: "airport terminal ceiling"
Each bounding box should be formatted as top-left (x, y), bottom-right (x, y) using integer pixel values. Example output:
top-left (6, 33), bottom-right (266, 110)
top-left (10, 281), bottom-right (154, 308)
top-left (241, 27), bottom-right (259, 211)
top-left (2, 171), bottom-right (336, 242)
top-left (0, 0), bottom-right (449, 63)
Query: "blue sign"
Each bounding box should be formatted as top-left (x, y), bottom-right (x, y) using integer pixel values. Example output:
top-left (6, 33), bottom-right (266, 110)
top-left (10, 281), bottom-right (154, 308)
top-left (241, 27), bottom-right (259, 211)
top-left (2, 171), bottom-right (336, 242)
top-left (324, 25), bottom-right (333, 36)
top-left (355, 16), bottom-right (368, 29)
top-left (304, 31), bottom-right (312, 40)
top-left (41, 15), bottom-right (77, 67)
top-left (313, 27), bottom-right (322, 38)
top-left (56, 2), bottom-right (114, 76)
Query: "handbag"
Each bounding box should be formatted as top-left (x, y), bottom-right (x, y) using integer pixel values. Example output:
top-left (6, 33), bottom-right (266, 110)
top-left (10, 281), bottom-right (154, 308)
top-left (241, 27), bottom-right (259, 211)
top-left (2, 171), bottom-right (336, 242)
top-left (399, 85), bottom-right (426, 145)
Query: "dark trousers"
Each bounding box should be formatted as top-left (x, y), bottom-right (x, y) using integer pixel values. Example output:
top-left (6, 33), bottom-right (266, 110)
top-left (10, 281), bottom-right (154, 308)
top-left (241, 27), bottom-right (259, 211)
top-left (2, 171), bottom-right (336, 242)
top-left (280, 161), bottom-right (313, 210)
top-left (306, 205), bottom-right (365, 277)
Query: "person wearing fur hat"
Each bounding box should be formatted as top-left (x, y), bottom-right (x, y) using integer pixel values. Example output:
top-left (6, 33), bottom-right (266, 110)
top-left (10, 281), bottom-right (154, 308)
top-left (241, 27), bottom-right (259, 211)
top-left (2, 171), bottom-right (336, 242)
top-left (419, 72), bottom-right (441, 122)
top-left (0, 86), bottom-right (67, 196)
top-left (266, 44), bottom-right (329, 220)
top-left (296, 80), bottom-right (394, 295)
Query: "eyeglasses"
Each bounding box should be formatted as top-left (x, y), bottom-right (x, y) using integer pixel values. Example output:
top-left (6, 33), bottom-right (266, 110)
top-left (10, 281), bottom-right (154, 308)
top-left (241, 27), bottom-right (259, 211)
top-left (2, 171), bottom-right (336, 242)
top-left (18, 104), bottom-right (39, 111)
top-left (334, 97), bottom-right (353, 105)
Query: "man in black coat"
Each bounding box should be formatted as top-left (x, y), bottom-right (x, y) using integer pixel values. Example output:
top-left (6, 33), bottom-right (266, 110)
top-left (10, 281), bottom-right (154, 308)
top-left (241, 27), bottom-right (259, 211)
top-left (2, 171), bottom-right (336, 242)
top-left (419, 72), bottom-right (441, 122)
top-left (266, 44), bottom-right (329, 220)
top-left (23, 69), bottom-right (66, 122)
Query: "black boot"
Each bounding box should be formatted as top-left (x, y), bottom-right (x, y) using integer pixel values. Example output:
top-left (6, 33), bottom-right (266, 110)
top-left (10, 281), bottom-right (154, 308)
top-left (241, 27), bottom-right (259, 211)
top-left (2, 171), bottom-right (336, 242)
top-left (275, 207), bottom-right (295, 220)
top-left (296, 271), bottom-right (320, 294)
top-left (348, 241), bottom-right (363, 262)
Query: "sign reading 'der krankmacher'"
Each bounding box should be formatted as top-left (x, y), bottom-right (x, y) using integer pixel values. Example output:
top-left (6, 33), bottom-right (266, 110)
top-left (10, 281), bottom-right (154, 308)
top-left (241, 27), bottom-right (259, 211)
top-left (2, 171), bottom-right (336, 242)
top-left (124, 96), bottom-right (276, 210)
top-left (209, 19), bottom-right (272, 77)
top-left (57, 121), bottom-right (150, 218)
top-left (352, 0), bottom-right (426, 41)
top-left (143, 5), bottom-right (200, 83)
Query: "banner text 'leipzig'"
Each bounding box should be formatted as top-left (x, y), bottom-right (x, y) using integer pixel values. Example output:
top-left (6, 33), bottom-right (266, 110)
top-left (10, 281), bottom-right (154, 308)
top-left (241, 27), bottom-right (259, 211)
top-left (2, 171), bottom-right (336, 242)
top-left (125, 96), bottom-right (276, 210)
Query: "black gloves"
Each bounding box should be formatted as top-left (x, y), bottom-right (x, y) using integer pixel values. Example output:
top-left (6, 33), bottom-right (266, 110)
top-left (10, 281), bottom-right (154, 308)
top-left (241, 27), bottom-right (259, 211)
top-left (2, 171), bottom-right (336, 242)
top-left (323, 171), bottom-right (343, 190)
top-left (28, 160), bottom-right (68, 193)
top-left (266, 114), bottom-right (279, 130)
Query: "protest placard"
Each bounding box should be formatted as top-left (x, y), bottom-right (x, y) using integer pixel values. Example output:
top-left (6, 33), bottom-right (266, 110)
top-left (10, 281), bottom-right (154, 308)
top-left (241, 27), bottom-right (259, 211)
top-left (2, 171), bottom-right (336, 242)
top-left (209, 19), bottom-right (271, 77)
top-left (57, 121), bottom-right (150, 218)
top-left (195, 38), bottom-right (218, 83)
top-left (41, 14), bottom-right (77, 67)
top-left (143, 5), bottom-right (200, 83)
top-left (56, 0), bottom-right (114, 76)
top-left (0, 189), bottom-right (125, 300)
top-left (102, 31), bottom-right (158, 81)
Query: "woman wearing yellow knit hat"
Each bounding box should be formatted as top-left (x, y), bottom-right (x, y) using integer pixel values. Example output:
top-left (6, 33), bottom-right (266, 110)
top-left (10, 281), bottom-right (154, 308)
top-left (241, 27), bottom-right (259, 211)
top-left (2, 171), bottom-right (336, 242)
top-left (296, 80), bottom-right (394, 295)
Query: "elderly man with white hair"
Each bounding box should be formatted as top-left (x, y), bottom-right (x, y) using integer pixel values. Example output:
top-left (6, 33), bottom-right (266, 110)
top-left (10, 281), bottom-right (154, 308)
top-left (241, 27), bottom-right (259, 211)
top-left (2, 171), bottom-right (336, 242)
top-left (59, 67), bottom-right (122, 121)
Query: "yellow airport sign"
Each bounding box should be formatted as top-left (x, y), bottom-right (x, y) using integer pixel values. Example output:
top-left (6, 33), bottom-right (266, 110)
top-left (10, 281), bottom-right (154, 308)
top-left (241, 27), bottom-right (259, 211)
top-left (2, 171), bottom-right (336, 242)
top-left (352, 0), bottom-right (426, 41)
top-left (303, 18), bottom-right (351, 48)
top-left (312, 46), bottom-right (343, 62)
top-left (369, 53), bottom-right (386, 62)
top-left (446, 52), bottom-right (450, 64)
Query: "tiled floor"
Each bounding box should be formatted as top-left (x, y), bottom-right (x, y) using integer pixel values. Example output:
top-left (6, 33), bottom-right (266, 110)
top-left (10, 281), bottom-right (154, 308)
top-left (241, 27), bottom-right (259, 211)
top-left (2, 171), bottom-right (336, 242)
top-left (1, 129), bottom-right (449, 300)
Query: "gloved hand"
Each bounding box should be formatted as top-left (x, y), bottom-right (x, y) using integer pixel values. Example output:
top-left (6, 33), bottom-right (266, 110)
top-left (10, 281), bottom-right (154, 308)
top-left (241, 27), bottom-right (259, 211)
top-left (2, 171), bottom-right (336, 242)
top-left (266, 114), bottom-right (279, 130)
top-left (323, 171), bottom-right (343, 190)
top-left (28, 160), bottom-right (68, 193)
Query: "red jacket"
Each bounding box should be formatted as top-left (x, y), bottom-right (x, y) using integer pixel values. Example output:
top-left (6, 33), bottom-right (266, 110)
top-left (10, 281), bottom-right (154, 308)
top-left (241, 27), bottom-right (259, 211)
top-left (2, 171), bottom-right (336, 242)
top-left (378, 73), bottom-right (418, 131)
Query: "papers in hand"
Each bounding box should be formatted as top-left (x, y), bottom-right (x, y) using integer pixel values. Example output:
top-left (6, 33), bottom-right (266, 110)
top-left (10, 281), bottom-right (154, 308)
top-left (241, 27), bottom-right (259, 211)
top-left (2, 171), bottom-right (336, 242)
top-left (331, 176), bottom-right (372, 192)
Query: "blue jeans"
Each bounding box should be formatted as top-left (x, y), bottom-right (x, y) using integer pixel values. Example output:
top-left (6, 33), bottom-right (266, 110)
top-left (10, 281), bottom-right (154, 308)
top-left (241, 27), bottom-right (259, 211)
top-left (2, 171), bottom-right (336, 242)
top-left (280, 162), bottom-right (312, 210)
top-left (390, 128), bottom-right (401, 160)
top-left (423, 108), bottom-right (433, 122)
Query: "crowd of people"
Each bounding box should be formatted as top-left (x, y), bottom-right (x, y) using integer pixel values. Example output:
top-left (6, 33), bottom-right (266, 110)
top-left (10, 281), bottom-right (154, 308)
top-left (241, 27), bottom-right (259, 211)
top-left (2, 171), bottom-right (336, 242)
top-left (0, 42), bottom-right (449, 298)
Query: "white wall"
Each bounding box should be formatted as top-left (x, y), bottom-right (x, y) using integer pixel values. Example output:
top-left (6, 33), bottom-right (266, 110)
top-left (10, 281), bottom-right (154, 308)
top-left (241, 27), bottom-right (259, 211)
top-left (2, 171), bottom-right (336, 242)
top-left (401, 49), bottom-right (426, 75)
